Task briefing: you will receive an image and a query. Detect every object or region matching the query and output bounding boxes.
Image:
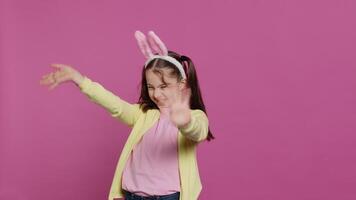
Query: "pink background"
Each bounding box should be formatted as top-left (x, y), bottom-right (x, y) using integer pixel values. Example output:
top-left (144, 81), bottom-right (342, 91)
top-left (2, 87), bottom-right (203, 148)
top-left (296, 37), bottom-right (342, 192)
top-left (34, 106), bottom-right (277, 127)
top-left (1, 0), bottom-right (356, 199)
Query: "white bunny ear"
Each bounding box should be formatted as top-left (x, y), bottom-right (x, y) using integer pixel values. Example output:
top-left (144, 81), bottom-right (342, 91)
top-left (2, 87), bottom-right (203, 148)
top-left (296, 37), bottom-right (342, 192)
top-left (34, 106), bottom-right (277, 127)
top-left (147, 31), bottom-right (168, 56)
top-left (135, 30), bottom-right (154, 59)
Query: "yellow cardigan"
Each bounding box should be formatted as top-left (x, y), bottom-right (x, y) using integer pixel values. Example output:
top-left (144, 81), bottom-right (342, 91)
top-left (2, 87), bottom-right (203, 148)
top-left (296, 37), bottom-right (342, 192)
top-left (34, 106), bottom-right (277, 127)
top-left (79, 77), bottom-right (209, 200)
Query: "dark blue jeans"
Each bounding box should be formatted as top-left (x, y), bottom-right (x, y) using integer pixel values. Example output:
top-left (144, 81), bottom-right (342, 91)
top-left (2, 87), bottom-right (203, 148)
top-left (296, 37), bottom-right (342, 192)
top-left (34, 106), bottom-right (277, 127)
top-left (123, 190), bottom-right (180, 200)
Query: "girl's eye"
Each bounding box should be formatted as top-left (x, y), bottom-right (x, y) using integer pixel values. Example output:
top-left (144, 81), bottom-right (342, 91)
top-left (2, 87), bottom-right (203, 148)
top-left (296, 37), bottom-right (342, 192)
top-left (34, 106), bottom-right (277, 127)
top-left (147, 85), bottom-right (167, 90)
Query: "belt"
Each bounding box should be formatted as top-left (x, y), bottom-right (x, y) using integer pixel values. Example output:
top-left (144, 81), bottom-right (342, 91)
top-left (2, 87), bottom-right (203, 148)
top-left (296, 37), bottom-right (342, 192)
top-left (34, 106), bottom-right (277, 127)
top-left (122, 190), bottom-right (180, 200)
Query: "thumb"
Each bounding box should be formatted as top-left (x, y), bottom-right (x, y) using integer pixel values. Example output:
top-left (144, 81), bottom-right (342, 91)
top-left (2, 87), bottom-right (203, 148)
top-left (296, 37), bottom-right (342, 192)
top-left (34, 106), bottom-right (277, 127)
top-left (181, 87), bottom-right (191, 105)
top-left (50, 63), bottom-right (67, 71)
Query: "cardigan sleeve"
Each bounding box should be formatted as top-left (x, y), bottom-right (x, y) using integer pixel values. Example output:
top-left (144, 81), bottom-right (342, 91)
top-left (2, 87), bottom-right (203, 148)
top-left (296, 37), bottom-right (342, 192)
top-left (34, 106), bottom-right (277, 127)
top-left (178, 109), bottom-right (209, 142)
top-left (78, 76), bottom-right (142, 127)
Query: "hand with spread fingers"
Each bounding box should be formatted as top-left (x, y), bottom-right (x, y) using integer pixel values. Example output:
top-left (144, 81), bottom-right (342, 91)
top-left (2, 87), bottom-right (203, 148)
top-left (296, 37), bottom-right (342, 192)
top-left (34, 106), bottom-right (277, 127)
top-left (169, 85), bottom-right (192, 129)
top-left (40, 64), bottom-right (84, 90)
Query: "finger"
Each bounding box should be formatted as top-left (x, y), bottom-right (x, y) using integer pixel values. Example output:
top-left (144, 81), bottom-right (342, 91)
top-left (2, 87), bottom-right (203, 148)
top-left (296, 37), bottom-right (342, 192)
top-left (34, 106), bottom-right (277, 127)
top-left (50, 63), bottom-right (66, 71)
top-left (40, 78), bottom-right (52, 85)
top-left (40, 73), bottom-right (55, 85)
top-left (48, 82), bottom-right (58, 91)
top-left (48, 83), bottom-right (58, 91)
top-left (42, 73), bottom-right (52, 79)
top-left (50, 71), bottom-right (59, 84)
top-left (51, 63), bottom-right (64, 67)
top-left (181, 87), bottom-right (191, 105)
top-left (41, 78), bottom-right (55, 87)
top-left (178, 88), bottom-right (185, 103)
top-left (172, 88), bottom-right (181, 105)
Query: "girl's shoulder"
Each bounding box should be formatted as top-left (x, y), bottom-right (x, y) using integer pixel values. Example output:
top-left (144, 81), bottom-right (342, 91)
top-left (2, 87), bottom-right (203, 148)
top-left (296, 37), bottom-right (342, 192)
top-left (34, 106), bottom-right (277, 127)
top-left (191, 109), bottom-right (207, 116)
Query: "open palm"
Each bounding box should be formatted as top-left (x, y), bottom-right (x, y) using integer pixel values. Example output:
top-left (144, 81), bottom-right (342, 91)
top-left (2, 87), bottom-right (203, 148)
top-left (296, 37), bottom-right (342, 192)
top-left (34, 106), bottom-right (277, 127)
top-left (169, 87), bottom-right (192, 129)
top-left (40, 64), bottom-right (83, 90)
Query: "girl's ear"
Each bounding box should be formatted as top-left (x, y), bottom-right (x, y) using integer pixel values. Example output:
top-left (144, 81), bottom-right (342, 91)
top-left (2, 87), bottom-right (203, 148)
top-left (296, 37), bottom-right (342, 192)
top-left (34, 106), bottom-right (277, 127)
top-left (179, 79), bottom-right (188, 90)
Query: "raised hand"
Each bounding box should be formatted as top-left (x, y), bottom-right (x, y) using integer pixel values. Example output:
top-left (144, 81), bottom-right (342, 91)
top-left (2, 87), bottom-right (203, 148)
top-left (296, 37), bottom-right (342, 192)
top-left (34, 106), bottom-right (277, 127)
top-left (168, 86), bottom-right (192, 129)
top-left (40, 64), bottom-right (84, 90)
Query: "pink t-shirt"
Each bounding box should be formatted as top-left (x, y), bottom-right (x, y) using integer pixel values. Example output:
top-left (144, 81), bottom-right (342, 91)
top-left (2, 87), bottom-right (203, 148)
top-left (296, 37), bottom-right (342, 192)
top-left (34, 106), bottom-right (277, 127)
top-left (121, 110), bottom-right (180, 196)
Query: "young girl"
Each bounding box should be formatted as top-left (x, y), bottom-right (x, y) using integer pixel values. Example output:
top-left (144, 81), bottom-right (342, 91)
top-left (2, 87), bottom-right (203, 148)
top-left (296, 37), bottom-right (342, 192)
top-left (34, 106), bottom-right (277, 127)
top-left (40, 31), bottom-right (214, 200)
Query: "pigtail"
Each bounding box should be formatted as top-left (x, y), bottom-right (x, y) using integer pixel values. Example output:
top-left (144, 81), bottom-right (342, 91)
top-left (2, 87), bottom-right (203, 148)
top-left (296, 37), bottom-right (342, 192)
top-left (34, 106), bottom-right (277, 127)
top-left (179, 55), bottom-right (190, 80)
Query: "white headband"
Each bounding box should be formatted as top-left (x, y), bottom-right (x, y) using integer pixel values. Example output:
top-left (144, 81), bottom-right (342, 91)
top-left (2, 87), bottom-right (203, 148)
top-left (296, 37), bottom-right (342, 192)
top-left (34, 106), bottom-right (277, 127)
top-left (144, 55), bottom-right (187, 79)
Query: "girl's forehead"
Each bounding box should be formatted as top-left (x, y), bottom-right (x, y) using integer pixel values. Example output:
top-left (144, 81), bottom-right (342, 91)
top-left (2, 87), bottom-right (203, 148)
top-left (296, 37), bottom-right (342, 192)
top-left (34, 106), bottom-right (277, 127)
top-left (145, 68), bottom-right (177, 84)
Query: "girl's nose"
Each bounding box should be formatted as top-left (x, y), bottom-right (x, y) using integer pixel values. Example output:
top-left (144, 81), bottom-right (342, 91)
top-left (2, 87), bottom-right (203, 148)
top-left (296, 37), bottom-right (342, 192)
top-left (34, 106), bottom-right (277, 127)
top-left (153, 89), bottom-right (162, 99)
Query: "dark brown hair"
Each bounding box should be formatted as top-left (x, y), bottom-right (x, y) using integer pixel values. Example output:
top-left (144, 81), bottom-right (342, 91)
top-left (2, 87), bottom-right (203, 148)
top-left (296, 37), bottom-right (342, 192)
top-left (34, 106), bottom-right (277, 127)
top-left (137, 50), bottom-right (214, 141)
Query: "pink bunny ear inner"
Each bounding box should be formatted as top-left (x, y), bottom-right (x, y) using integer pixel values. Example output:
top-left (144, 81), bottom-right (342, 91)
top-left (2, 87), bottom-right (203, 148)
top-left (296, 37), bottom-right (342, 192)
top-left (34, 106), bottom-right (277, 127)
top-left (147, 31), bottom-right (168, 56)
top-left (135, 30), bottom-right (153, 59)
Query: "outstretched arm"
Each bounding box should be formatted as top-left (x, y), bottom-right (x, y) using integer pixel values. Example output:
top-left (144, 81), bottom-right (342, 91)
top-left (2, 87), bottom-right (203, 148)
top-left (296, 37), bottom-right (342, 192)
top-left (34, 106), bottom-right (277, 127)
top-left (40, 64), bottom-right (142, 127)
top-left (78, 77), bottom-right (141, 127)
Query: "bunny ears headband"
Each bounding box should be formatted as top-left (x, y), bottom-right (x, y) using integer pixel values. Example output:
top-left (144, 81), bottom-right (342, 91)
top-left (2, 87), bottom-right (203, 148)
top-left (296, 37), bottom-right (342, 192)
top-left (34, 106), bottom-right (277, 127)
top-left (134, 30), bottom-right (187, 79)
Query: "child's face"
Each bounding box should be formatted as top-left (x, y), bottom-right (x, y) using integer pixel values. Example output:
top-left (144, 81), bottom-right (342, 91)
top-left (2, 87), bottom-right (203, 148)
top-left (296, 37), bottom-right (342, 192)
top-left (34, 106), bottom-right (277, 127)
top-left (145, 68), bottom-right (185, 109)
